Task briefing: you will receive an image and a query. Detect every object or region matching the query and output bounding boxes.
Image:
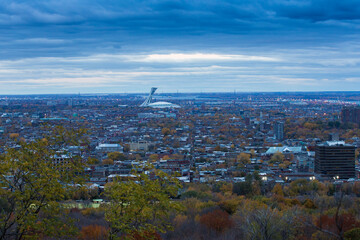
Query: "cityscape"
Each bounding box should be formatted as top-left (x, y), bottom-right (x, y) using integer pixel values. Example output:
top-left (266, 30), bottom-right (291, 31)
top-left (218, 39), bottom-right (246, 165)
top-left (1, 90), bottom-right (360, 239)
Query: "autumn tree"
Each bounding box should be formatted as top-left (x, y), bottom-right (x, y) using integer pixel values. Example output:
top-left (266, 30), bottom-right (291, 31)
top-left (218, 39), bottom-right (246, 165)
top-left (108, 152), bottom-right (126, 161)
top-left (271, 183), bottom-right (284, 197)
top-left (237, 207), bottom-right (301, 240)
top-left (104, 166), bottom-right (182, 239)
top-left (0, 126), bottom-right (87, 240)
top-left (79, 225), bottom-right (109, 240)
top-left (199, 209), bottom-right (234, 233)
top-left (269, 151), bottom-right (285, 164)
top-left (88, 157), bottom-right (100, 165)
top-left (9, 133), bottom-right (19, 139)
top-left (237, 153), bottom-right (251, 167)
top-left (149, 154), bottom-right (159, 162)
top-left (250, 149), bottom-right (256, 158)
top-left (161, 127), bottom-right (171, 136)
top-left (102, 158), bottom-right (114, 165)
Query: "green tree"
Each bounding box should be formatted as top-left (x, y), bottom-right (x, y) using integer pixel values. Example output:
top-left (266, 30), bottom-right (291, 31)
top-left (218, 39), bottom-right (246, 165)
top-left (104, 166), bottom-right (182, 239)
top-left (88, 157), bottom-right (100, 165)
top-left (344, 228), bottom-right (360, 240)
top-left (233, 174), bottom-right (253, 196)
top-left (0, 127), bottom-right (87, 240)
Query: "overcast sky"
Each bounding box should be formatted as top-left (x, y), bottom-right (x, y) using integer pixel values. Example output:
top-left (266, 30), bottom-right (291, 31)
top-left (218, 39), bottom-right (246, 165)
top-left (1, 0), bottom-right (360, 94)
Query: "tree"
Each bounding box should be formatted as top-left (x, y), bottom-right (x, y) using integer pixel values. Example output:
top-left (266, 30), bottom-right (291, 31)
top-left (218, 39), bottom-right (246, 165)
top-left (214, 145), bottom-right (221, 151)
top-left (79, 225), bottom-right (109, 240)
top-left (88, 157), bottom-right (100, 165)
top-left (161, 127), bottom-right (171, 136)
top-left (308, 192), bottom-right (360, 240)
top-left (238, 207), bottom-right (301, 240)
top-left (102, 159), bottom-right (114, 165)
top-left (149, 154), bottom-right (159, 162)
top-left (344, 228), bottom-right (360, 240)
top-left (0, 127), bottom-right (87, 240)
top-left (233, 175), bottom-right (252, 196)
top-left (250, 149), bottom-right (256, 158)
top-left (199, 209), bottom-right (234, 233)
top-left (9, 133), bottom-right (19, 139)
top-left (108, 152), bottom-right (126, 161)
top-left (104, 166), bottom-right (182, 239)
top-left (237, 153), bottom-right (251, 167)
top-left (269, 152), bottom-right (285, 164)
top-left (271, 183), bottom-right (284, 197)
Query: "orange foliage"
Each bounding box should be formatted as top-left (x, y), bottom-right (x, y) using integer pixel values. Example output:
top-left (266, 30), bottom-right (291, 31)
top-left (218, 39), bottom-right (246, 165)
top-left (9, 133), bottom-right (19, 139)
top-left (316, 213), bottom-right (360, 236)
top-left (199, 209), bottom-right (234, 233)
top-left (79, 225), bottom-right (109, 240)
top-left (130, 230), bottom-right (162, 240)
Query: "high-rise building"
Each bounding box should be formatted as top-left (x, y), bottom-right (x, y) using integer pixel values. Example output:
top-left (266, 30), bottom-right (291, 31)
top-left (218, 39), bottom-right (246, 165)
top-left (274, 121), bottom-right (284, 141)
top-left (341, 106), bottom-right (360, 126)
top-left (315, 141), bottom-right (355, 179)
top-left (328, 132), bottom-right (339, 141)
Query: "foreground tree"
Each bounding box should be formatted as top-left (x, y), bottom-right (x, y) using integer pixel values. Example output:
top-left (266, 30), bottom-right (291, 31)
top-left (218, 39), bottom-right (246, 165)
top-left (0, 127), bottom-right (87, 240)
top-left (237, 207), bottom-right (301, 240)
top-left (104, 166), bottom-right (182, 240)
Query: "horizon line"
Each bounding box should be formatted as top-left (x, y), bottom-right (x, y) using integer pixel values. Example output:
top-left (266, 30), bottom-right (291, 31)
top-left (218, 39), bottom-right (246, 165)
top-left (0, 90), bottom-right (360, 97)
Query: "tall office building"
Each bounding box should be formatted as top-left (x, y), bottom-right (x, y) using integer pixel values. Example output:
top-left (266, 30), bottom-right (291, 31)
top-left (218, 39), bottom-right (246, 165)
top-left (315, 141), bottom-right (355, 179)
top-left (274, 121), bottom-right (284, 141)
top-left (341, 106), bottom-right (360, 126)
top-left (328, 132), bottom-right (339, 141)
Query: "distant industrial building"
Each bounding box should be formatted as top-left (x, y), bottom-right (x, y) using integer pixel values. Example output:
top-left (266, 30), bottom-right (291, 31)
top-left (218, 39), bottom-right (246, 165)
top-left (315, 141), bottom-right (355, 179)
top-left (274, 121), bottom-right (284, 141)
top-left (341, 106), bottom-right (360, 126)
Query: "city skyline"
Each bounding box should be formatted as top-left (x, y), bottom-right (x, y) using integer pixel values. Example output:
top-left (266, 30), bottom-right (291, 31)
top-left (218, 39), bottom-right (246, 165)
top-left (1, 0), bottom-right (360, 94)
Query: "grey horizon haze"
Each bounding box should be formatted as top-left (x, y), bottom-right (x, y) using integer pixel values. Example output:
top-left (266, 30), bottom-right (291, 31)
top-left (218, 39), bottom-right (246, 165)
top-left (1, 0), bottom-right (360, 94)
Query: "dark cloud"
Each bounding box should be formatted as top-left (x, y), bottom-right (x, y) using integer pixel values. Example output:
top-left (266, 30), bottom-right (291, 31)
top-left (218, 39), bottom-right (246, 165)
top-left (269, 0), bottom-right (360, 21)
top-left (0, 0), bottom-right (359, 28)
top-left (0, 0), bottom-right (360, 93)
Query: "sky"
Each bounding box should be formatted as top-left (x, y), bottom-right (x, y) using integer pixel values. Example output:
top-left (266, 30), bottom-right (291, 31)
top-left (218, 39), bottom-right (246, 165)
top-left (1, 0), bottom-right (360, 94)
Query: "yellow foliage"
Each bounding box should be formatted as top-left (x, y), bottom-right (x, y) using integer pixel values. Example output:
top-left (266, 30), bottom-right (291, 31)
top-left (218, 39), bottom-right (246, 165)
top-left (102, 159), bottom-right (114, 165)
top-left (219, 197), bottom-right (243, 214)
top-left (272, 184), bottom-right (284, 197)
top-left (303, 199), bottom-right (316, 209)
top-left (173, 214), bottom-right (187, 227)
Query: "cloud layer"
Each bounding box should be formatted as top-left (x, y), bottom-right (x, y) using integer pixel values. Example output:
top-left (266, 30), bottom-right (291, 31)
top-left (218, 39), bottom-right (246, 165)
top-left (0, 0), bottom-right (360, 93)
